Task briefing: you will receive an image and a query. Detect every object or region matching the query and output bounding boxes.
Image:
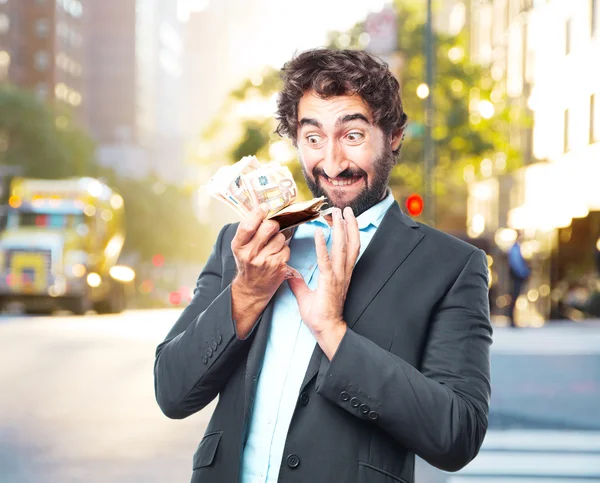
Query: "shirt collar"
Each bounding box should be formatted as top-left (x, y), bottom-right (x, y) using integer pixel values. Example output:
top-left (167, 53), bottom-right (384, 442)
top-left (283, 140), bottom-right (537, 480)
top-left (311, 190), bottom-right (395, 231)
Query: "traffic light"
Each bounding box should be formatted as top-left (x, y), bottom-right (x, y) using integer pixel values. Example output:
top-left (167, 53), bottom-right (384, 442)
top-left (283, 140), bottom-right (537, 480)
top-left (152, 253), bottom-right (165, 267)
top-left (406, 193), bottom-right (424, 217)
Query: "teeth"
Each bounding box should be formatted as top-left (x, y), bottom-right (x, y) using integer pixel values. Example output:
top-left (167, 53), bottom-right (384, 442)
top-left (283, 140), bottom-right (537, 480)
top-left (329, 178), bottom-right (357, 186)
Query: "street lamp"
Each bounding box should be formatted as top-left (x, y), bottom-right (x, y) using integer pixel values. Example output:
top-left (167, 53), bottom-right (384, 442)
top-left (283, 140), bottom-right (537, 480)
top-left (424, 0), bottom-right (435, 226)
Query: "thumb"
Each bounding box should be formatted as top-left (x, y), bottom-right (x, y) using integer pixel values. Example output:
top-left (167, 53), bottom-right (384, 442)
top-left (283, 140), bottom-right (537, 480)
top-left (288, 276), bottom-right (311, 301)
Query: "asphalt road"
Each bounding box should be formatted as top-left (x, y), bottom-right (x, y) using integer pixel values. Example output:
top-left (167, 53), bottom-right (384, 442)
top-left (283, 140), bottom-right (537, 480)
top-left (0, 309), bottom-right (214, 483)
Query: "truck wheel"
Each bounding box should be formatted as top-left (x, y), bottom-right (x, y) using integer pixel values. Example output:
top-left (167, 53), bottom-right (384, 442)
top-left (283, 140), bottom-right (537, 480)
top-left (68, 296), bottom-right (91, 316)
top-left (94, 282), bottom-right (125, 314)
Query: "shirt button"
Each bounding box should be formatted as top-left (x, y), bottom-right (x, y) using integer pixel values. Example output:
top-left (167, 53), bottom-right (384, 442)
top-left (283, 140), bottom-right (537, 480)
top-left (360, 404), bottom-right (370, 415)
top-left (299, 392), bottom-right (309, 406)
top-left (350, 397), bottom-right (361, 408)
top-left (340, 391), bottom-right (350, 402)
top-left (286, 454), bottom-right (300, 469)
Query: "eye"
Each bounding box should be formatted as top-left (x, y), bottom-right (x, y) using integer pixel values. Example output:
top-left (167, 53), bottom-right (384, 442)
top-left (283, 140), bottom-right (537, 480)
top-left (346, 132), bottom-right (364, 142)
top-left (306, 134), bottom-right (322, 145)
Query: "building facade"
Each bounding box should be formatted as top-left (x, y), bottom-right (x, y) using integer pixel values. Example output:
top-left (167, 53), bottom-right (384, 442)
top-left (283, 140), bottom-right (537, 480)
top-left (0, 0), bottom-right (86, 122)
top-left (468, 0), bottom-right (600, 323)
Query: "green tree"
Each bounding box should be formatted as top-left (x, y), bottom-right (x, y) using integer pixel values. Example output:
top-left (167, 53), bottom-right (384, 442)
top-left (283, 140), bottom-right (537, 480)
top-left (0, 86), bottom-right (95, 178)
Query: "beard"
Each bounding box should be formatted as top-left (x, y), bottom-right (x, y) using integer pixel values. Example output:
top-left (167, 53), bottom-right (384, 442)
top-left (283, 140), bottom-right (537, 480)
top-left (301, 148), bottom-right (395, 218)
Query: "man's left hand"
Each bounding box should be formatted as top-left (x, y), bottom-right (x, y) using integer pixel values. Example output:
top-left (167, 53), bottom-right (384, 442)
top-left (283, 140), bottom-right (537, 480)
top-left (288, 207), bottom-right (360, 359)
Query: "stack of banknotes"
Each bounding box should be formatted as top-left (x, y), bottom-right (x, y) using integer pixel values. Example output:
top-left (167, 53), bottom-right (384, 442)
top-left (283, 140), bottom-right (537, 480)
top-left (208, 156), bottom-right (331, 231)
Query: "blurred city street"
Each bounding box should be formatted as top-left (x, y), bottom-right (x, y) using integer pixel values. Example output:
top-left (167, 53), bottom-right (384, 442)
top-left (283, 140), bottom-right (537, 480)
top-left (1, 310), bottom-right (600, 482)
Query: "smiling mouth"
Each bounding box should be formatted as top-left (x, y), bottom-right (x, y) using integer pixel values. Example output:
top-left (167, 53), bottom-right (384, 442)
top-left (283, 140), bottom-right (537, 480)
top-left (322, 175), bottom-right (363, 187)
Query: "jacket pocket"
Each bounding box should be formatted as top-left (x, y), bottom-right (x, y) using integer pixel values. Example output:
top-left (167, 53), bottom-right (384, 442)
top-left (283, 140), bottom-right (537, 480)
top-left (193, 431), bottom-right (223, 469)
top-left (358, 462), bottom-right (408, 483)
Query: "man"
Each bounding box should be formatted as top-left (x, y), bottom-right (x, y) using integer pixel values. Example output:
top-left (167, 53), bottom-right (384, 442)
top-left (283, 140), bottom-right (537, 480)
top-left (154, 49), bottom-right (492, 483)
top-left (507, 232), bottom-right (530, 327)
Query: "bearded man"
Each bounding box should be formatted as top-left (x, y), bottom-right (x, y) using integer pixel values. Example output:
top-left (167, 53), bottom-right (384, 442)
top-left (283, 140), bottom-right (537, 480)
top-left (154, 48), bottom-right (492, 483)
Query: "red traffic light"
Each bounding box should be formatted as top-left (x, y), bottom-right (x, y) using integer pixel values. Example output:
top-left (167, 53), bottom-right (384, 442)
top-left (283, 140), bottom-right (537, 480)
top-left (406, 194), bottom-right (424, 217)
top-left (152, 254), bottom-right (165, 267)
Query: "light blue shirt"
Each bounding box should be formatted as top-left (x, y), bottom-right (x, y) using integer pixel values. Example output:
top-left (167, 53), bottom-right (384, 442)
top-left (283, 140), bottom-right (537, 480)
top-left (241, 192), bottom-right (395, 483)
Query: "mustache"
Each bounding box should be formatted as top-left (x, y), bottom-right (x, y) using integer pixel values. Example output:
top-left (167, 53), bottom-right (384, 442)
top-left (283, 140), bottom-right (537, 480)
top-left (313, 167), bottom-right (366, 180)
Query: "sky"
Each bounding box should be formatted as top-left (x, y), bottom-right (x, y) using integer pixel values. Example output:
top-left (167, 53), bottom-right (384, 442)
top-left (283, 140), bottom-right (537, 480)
top-left (178, 0), bottom-right (391, 70)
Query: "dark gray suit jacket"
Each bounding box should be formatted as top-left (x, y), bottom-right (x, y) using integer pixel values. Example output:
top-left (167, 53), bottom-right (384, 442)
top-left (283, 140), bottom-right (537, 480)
top-left (154, 202), bottom-right (492, 483)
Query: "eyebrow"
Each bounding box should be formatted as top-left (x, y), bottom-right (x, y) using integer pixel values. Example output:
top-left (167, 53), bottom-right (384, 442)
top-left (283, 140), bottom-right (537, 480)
top-left (298, 112), bottom-right (371, 130)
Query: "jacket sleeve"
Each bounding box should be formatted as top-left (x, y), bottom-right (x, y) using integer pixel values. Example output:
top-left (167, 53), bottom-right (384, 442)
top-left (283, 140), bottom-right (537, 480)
top-left (153, 223), bottom-right (254, 419)
top-left (315, 249), bottom-right (492, 472)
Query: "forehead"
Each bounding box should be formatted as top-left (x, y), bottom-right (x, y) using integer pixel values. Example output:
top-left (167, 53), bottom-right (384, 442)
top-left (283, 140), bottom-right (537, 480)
top-left (297, 90), bottom-right (373, 124)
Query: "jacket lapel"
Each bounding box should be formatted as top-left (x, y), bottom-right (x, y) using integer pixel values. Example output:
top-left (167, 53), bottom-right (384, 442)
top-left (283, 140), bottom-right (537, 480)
top-left (243, 300), bottom-right (275, 428)
top-left (299, 202), bottom-right (424, 393)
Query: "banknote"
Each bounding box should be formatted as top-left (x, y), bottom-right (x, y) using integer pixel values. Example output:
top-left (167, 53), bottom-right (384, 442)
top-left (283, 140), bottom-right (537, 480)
top-left (245, 163), bottom-right (298, 217)
top-left (207, 156), bottom-right (329, 230)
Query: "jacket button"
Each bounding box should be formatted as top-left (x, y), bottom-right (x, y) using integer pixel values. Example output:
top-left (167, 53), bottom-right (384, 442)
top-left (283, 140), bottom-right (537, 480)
top-left (368, 411), bottom-right (379, 420)
top-left (350, 397), bottom-right (360, 408)
top-left (286, 454), bottom-right (300, 469)
top-left (340, 391), bottom-right (350, 402)
top-left (207, 347), bottom-right (213, 358)
top-left (217, 334), bottom-right (222, 345)
top-left (201, 355), bottom-right (208, 364)
top-left (299, 392), bottom-right (309, 406)
top-left (211, 341), bottom-right (218, 351)
top-left (360, 404), bottom-right (370, 415)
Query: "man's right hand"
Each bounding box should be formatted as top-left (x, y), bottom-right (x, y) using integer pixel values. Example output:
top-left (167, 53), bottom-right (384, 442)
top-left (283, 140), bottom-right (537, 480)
top-left (230, 208), bottom-right (290, 338)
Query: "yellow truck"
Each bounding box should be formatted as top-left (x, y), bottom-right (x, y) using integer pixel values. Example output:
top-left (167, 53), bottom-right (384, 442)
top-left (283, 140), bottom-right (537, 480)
top-left (0, 177), bottom-right (134, 315)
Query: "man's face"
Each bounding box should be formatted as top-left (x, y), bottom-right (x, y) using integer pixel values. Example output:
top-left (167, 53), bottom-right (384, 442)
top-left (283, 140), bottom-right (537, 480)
top-left (296, 90), bottom-right (402, 217)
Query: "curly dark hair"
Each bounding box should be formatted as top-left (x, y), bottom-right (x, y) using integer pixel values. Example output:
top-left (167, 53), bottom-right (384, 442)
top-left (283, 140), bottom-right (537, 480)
top-left (275, 48), bottom-right (409, 155)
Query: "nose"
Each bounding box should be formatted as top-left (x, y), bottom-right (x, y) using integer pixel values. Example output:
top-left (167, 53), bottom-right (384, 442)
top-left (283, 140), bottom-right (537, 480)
top-left (321, 140), bottom-right (346, 179)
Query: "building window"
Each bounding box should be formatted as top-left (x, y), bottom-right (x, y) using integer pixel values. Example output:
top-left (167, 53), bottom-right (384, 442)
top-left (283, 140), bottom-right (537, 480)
top-left (564, 109), bottom-right (570, 153)
top-left (34, 50), bottom-right (51, 71)
top-left (35, 18), bottom-right (50, 38)
top-left (592, 0), bottom-right (598, 37)
top-left (0, 13), bottom-right (9, 34)
top-left (565, 18), bottom-right (572, 55)
top-left (592, 94), bottom-right (598, 143)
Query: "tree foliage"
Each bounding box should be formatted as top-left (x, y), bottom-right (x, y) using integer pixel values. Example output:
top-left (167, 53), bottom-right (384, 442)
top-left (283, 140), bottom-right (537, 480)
top-left (0, 86), bottom-right (95, 178)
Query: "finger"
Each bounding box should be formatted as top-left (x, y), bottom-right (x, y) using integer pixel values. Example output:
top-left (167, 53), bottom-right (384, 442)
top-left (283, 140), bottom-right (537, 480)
top-left (260, 232), bottom-right (286, 258)
top-left (231, 207), bottom-right (267, 249)
top-left (248, 219), bottom-right (281, 254)
top-left (314, 227), bottom-right (331, 275)
top-left (343, 206), bottom-right (361, 273)
top-left (288, 275), bottom-right (311, 301)
top-left (331, 208), bottom-right (347, 277)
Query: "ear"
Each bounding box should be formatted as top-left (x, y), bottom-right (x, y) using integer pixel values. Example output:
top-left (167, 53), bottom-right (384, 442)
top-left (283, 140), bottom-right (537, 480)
top-left (390, 129), bottom-right (404, 151)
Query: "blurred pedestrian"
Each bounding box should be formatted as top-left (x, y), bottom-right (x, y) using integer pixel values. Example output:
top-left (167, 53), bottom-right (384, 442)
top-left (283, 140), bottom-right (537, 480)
top-left (507, 232), bottom-right (531, 327)
top-left (154, 49), bottom-right (492, 483)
